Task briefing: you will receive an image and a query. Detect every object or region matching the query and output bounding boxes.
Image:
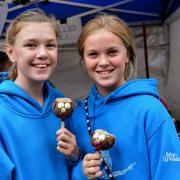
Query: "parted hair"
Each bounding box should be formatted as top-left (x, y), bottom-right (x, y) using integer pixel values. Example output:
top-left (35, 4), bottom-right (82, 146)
top-left (78, 14), bottom-right (136, 80)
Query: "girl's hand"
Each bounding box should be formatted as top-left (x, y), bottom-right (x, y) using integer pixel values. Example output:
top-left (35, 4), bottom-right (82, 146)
top-left (83, 152), bottom-right (102, 179)
top-left (56, 128), bottom-right (79, 161)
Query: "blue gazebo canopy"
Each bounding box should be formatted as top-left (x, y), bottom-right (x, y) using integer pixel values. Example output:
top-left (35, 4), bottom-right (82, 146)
top-left (6, 0), bottom-right (180, 26)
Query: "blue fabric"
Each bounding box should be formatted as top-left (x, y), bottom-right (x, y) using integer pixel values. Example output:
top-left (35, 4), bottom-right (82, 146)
top-left (0, 80), bottom-right (70, 180)
top-left (7, 0), bottom-right (180, 25)
top-left (0, 72), bottom-right (9, 83)
top-left (68, 78), bottom-right (180, 180)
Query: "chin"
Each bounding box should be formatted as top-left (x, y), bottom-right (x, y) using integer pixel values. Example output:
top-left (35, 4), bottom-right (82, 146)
top-left (35, 76), bottom-right (50, 82)
top-left (97, 81), bottom-right (114, 87)
top-left (98, 82), bottom-right (119, 90)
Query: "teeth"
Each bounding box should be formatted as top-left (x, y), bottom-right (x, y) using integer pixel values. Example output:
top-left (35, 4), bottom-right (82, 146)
top-left (34, 64), bottom-right (48, 68)
top-left (99, 70), bottom-right (111, 75)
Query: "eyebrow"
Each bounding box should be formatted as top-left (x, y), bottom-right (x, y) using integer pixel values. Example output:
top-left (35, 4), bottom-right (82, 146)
top-left (24, 38), bottom-right (57, 42)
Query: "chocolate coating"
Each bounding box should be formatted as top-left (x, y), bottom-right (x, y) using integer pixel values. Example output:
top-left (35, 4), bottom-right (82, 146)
top-left (91, 129), bottom-right (116, 151)
top-left (52, 98), bottom-right (73, 119)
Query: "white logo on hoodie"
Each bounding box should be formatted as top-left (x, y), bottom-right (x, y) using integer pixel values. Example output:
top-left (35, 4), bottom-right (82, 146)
top-left (163, 152), bottom-right (180, 162)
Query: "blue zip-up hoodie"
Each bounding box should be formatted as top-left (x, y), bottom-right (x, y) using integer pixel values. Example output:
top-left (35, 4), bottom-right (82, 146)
top-left (68, 79), bottom-right (180, 180)
top-left (0, 80), bottom-right (70, 180)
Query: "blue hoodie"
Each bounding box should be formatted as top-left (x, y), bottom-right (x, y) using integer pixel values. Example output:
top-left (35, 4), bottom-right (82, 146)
top-left (68, 79), bottom-right (180, 180)
top-left (0, 72), bottom-right (8, 83)
top-left (0, 80), bottom-right (70, 180)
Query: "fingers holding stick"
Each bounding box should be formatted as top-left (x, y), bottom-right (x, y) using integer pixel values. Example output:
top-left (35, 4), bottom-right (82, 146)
top-left (83, 152), bottom-right (102, 179)
top-left (56, 128), bottom-right (79, 161)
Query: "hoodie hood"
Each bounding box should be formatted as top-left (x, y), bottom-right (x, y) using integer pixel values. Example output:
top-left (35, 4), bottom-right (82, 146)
top-left (88, 78), bottom-right (159, 118)
top-left (0, 72), bottom-right (9, 83)
top-left (0, 80), bottom-right (64, 117)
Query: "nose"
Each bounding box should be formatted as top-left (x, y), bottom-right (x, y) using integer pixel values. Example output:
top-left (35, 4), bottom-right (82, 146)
top-left (36, 46), bottom-right (48, 60)
top-left (98, 55), bottom-right (109, 67)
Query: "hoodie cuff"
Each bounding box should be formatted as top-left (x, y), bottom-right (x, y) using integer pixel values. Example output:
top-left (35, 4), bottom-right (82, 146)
top-left (67, 150), bottom-right (83, 167)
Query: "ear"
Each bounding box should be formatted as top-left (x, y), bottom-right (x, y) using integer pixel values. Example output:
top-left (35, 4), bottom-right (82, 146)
top-left (125, 55), bottom-right (129, 64)
top-left (5, 44), bottom-right (16, 63)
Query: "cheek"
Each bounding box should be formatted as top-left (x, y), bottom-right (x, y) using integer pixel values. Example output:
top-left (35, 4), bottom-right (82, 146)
top-left (16, 50), bottom-right (33, 61)
top-left (84, 59), bottom-right (95, 71)
top-left (116, 54), bottom-right (129, 66)
top-left (50, 52), bottom-right (58, 62)
top-left (53, 54), bottom-right (57, 62)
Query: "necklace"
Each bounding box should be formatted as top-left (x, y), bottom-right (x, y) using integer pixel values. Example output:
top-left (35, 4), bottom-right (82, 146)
top-left (85, 97), bottom-right (114, 179)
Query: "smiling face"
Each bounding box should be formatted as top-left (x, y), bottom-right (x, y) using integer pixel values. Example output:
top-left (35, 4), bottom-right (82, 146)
top-left (6, 22), bottom-right (57, 85)
top-left (83, 29), bottom-right (129, 96)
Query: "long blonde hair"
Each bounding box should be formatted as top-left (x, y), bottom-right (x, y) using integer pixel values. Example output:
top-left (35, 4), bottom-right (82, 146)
top-left (78, 14), bottom-right (136, 81)
top-left (5, 9), bottom-right (60, 80)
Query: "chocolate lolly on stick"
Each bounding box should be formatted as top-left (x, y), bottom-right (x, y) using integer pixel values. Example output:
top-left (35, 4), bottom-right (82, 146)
top-left (52, 98), bottom-right (73, 128)
top-left (91, 129), bottom-right (116, 151)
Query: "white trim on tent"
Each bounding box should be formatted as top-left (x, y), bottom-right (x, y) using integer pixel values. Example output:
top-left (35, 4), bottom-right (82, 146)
top-left (69, 0), bottom-right (137, 19)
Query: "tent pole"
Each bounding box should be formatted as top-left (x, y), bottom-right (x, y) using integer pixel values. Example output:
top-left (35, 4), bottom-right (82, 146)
top-left (142, 22), bottom-right (149, 78)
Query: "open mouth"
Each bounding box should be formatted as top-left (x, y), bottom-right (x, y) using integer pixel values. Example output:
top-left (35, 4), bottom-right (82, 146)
top-left (97, 69), bottom-right (113, 75)
top-left (32, 64), bottom-right (49, 68)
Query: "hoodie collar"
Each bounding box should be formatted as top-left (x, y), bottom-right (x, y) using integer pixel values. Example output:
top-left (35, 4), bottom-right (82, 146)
top-left (87, 78), bottom-right (159, 118)
top-left (0, 80), bottom-right (57, 116)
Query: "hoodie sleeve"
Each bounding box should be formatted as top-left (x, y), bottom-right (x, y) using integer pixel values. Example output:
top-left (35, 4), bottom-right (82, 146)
top-left (0, 144), bottom-right (15, 180)
top-left (71, 160), bottom-right (88, 180)
top-left (147, 118), bottom-right (180, 180)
